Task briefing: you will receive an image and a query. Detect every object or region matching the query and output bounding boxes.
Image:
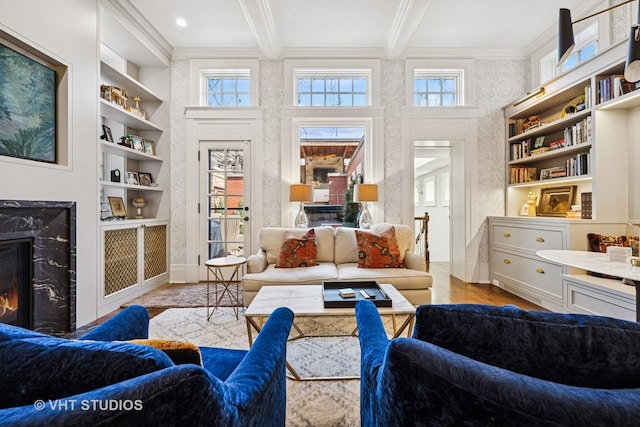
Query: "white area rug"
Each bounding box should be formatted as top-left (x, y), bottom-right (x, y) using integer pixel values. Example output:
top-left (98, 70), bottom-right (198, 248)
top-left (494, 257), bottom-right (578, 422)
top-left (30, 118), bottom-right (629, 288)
top-left (149, 307), bottom-right (401, 426)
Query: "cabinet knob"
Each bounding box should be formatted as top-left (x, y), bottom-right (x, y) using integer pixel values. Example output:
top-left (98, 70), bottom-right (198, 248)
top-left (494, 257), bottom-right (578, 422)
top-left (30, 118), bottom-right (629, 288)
top-left (503, 232), bottom-right (511, 238)
top-left (503, 259), bottom-right (511, 264)
top-left (536, 268), bottom-right (545, 274)
top-left (535, 237), bottom-right (545, 242)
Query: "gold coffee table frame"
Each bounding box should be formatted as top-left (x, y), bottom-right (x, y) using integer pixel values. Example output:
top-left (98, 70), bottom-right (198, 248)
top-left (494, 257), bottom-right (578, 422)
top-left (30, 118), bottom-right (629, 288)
top-left (205, 256), bottom-right (246, 320)
top-left (244, 284), bottom-right (416, 381)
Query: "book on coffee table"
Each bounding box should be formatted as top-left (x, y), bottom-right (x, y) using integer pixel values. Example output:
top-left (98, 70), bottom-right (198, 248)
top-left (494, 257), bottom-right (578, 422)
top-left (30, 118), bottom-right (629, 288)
top-left (323, 281), bottom-right (392, 308)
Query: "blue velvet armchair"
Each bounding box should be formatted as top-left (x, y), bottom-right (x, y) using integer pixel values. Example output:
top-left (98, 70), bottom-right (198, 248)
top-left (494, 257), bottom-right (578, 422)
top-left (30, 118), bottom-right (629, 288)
top-left (0, 305), bottom-right (293, 426)
top-left (356, 300), bottom-right (640, 427)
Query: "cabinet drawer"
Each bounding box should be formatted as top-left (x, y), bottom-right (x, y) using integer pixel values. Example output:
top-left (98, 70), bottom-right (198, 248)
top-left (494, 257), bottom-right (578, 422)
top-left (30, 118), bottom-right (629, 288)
top-left (565, 279), bottom-right (636, 321)
top-left (492, 248), bottom-right (563, 299)
top-left (492, 224), bottom-right (563, 251)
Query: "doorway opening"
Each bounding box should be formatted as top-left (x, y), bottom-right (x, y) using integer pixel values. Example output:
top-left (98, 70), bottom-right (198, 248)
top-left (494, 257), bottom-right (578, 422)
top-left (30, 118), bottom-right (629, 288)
top-left (414, 142), bottom-right (451, 263)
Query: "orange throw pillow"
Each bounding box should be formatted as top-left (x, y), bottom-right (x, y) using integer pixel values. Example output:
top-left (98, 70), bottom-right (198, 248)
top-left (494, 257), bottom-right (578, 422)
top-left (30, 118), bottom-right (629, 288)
top-left (355, 227), bottom-right (403, 268)
top-left (276, 229), bottom-right (319, 268)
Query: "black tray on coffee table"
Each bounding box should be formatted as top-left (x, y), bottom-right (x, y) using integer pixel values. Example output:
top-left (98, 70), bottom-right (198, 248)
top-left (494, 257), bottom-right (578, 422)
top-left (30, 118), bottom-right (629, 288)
top-left (322, 281), bottom-right (392, 308)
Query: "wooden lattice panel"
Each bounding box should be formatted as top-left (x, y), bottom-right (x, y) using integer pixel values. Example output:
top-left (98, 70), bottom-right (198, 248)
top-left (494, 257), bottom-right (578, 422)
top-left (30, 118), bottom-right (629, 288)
top-left (104, 228), bottom-right (138, 296)
top-left (144, 225), bottom-right (167, 280)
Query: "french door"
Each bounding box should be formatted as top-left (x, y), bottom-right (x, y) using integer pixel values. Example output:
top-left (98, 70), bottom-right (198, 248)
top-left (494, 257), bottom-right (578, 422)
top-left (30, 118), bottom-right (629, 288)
top-left (199, 141), bottom-right (250, 281)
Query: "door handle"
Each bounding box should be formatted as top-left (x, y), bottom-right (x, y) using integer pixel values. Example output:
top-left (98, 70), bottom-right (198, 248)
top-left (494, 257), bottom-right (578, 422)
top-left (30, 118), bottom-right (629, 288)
top-left (536, 268), bottom-right (545, 274)
top-left (535, 237), bottom-right (545, 242)
top-left (503, 259), bottom-right (511, 264)
top-left (243, 216), bottom-right (249, 221)
top-left (503, 232), bottom-right (511, 237)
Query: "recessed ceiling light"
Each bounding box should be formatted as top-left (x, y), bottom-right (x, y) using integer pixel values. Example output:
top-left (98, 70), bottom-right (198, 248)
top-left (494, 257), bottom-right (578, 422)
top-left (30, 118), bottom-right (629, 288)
top-left (176, 18), bottom-right (187, 27)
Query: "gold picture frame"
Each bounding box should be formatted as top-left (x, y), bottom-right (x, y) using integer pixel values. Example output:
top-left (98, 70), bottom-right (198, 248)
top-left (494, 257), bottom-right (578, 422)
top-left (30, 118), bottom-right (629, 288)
top-left (538, 186), bottom-right (576, 217)
top-left (108, 196), bottom-right (127, 218)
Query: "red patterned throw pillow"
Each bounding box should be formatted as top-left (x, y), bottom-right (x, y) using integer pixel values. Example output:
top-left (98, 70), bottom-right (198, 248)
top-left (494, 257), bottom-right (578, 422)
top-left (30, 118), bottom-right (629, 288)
top-left (355, 227), bottom-right (403, 268)
top-left (276, 229), bottom-right (319, 268)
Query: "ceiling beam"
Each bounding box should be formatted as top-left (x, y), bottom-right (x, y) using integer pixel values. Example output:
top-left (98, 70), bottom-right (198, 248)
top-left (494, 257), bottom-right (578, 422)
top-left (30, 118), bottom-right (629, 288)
top-left (238, 0), bottom-right (281, 59)
top-left (385, 0), bottom-right (432, 59)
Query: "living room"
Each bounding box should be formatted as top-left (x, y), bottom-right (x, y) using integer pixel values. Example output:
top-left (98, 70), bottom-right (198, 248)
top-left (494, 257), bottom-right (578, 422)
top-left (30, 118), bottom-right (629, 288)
top-left (0, 0), bottom-right (611, 328)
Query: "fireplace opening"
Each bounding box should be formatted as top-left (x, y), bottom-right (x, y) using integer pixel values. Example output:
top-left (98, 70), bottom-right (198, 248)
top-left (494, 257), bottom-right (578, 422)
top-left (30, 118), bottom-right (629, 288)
top-left (0, 238), bottom-right (33, 329)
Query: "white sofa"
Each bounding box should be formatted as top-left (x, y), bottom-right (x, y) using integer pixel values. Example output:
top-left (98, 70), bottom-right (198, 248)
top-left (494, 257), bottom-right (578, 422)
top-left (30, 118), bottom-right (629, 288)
top-left (242, 223), bottom-right (432, 306)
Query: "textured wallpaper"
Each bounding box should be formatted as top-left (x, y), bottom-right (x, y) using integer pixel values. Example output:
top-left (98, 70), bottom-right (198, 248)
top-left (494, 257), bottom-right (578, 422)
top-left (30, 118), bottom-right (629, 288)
top-left (168, 55), bottom-right (529, 281)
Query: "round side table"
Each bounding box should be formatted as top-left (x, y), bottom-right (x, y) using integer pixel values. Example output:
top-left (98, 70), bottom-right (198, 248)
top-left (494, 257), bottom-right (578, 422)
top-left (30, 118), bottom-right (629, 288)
top-left (205, 256), bottom-right (247, 320)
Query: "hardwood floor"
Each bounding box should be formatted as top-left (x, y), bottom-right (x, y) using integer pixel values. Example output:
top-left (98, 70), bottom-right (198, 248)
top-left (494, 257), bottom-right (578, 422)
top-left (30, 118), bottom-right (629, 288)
top-left (428, 262), bottom-right (545, 311)
top-left (75, 262), bottom-right (544, 336)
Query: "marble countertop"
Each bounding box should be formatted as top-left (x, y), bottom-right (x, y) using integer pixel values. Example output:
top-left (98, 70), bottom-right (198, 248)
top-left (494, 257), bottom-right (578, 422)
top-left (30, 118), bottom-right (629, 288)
top-left (537, 249), bottom-right (640, 282)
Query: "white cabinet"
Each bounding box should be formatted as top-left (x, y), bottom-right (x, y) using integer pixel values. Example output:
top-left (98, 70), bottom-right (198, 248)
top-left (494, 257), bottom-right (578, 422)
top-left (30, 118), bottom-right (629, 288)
top-left (488, 216), bottom-right (624, 311)
top-left (564, 274), bottom-right (635, 321)
top-left (97, 1), bottom-right (170, 315)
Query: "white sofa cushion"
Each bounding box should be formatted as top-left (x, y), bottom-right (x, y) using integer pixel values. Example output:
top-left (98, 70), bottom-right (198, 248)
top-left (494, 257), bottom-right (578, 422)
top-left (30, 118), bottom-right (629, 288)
top-left (242, 262), bottom-right (338, 293)
top-left (257, 226), bottom-right (335, 264)
top-left (336, 263), bottom-right (432, 290)
top-left (371, 223), bottom-right (413, 258)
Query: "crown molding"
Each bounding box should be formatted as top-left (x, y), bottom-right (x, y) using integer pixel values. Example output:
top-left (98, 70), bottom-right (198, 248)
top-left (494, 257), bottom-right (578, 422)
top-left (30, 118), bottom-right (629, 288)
top-left (106, 0), bottom-right (173, 63)
top-left (172, 47), bottom-right (266, 60)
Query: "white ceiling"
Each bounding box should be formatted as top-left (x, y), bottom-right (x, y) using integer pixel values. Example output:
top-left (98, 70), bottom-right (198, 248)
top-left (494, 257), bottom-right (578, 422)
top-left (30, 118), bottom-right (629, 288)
top-left (127, 0), bottom-right (594, 59)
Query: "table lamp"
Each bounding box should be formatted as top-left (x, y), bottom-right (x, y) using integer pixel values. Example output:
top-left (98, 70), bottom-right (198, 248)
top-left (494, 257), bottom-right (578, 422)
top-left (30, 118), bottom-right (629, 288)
top-left (289, 184), bottom-right (313, 227)
top-left (353, 184), bottom-right (378, 229)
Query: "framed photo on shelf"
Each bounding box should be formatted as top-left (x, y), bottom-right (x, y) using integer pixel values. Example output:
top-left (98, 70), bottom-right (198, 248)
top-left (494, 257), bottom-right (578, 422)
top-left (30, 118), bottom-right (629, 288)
top-left (138, 172), bottom-right (152, 186)
top-left (126, 171), bottom-right (140, 185)
top-left (130, 135), bottom-right (144, 151)
top-left (107, 196), bottom-right (127, 218)
top-left (538, 186), bottom-right (576, 217)
top-left (519, 203), bottom-right (529, 216)
top-left (101, 125), bottom-right (114, 142)
top-left (533, 136), bottom-right (545, 149)
top-left (143, 139), bottom-right (155, 155)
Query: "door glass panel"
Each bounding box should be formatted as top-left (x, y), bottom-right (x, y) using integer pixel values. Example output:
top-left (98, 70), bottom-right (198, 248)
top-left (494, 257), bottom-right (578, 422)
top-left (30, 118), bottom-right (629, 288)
top-left (208, 148), bottom-right (244, 258)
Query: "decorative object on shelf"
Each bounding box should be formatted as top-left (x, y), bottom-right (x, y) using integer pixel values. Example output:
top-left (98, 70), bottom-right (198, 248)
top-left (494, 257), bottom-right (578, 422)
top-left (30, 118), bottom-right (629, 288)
top-left (560, 94), bottom-right (586, 118)
top-left (289, 184), bottom-right (313, 228)
top-left (0, 42), bottom-right (57, 164)
top-left (107, 196), bottom-right (127, 218)
top-left (538, 186), bottom-right (576, 217)
top-left (118, 135), bottom-right (131, 148)
top-left (526, 192), bottom-right (537, 217)
top-left (143, 139), bottom-right (155, 155)
top-left (523, 115), bottom-right (541, 131)
top-left (101, 124), bottom-right (113, 142)
top-left (354, 183), bottom-right (378, 229)
top-left (559, 1), bottom-right (640, 82)
top-left (132, 197), bottom-right (146, 219)
top-left (126, 171), bottom-right (139, 185)
top-left (110, 169), bottom-right (121, 183)
top-left (131, 96), bottom-right (146, 120)
top-left (138, 172), bottom-right (152, 186)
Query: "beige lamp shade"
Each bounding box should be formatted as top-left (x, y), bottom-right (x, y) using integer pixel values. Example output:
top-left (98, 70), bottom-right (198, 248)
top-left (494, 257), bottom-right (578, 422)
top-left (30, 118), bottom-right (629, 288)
top-left (353, 184), bottom-right (378, 202)
top-left (289, 184), bottom-right (313, 202)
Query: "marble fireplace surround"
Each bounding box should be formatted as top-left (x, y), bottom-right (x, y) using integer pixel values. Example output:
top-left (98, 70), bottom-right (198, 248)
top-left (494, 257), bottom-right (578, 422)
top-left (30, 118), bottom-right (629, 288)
top-left (0, 200), bottom-right (76, 335)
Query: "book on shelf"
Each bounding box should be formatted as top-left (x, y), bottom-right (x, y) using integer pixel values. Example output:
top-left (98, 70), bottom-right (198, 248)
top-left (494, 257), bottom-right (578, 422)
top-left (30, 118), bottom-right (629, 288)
top-left (510, 167), bottom-right (536, 184)
top-left (531, 147), bottom-right (550, 155)
top-left (597, 75), bottom-right (640, 103)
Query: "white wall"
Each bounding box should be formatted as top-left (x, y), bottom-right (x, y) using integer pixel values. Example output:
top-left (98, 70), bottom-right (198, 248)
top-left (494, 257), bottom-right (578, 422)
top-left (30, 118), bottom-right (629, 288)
top-left (0, 1), bottom-right (99, 327)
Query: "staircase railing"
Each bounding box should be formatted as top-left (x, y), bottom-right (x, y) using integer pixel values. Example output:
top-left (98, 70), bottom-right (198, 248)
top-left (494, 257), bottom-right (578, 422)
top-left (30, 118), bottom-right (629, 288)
top-left (414, 212), bottom-right (430, 270)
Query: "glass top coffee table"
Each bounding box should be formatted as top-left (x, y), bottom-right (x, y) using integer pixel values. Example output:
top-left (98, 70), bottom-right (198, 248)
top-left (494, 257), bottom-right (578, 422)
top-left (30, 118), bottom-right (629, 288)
top-left (244, 283), bottom-right (416, 381)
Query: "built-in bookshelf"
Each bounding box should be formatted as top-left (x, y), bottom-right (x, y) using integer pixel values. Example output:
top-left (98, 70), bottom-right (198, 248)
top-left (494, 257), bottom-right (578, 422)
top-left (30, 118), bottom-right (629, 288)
top-left (502, 41), bottom-right (639, 220)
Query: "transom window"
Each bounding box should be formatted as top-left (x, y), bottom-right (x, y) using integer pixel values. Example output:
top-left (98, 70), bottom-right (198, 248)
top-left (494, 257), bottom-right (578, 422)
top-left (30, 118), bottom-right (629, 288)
top-left (540, 22), bottom-right (598, 84)
top-left (202, 69), bottom-right (251, 107)
top-left (413, 69), bottom-right (464, 106)
top-left (294, 69), bottom-right (371, 107)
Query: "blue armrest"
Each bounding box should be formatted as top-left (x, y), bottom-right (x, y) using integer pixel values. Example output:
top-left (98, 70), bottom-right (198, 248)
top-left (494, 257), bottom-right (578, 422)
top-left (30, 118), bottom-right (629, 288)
top-left (79, 305), bottom-right (150, 341)
top-left (0, 365), bottom-right (218, 427)
top-left (224, 307), bottom-right (294, 426)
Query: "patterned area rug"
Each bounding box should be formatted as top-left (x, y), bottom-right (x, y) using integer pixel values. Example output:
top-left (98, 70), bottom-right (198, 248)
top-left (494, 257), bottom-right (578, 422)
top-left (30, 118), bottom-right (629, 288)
top-left (122, 282), bottom-right (240, 308)
top-left (149, 307), bottom-right (399, 426)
